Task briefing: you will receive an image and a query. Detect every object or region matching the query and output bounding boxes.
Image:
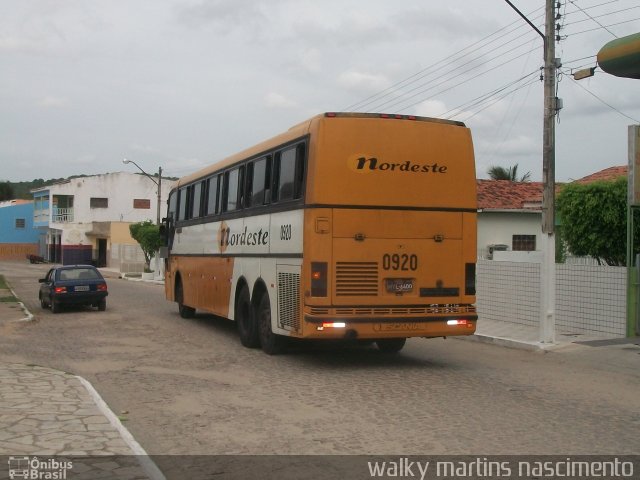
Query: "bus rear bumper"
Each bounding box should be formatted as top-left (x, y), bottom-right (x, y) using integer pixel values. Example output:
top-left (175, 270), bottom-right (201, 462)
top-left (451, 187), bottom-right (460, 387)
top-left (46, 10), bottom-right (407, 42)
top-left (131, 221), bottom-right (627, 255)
top-left (302, 315), bottom-right (477, 340)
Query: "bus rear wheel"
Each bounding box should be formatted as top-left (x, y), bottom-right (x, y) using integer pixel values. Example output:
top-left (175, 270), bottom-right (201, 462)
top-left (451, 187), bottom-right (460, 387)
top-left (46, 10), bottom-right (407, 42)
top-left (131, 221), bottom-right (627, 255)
top-left (176, 279), bottom-right (195, 319)
top-left (376, 338), bottom-right (406, 353)
top-left (257, 294), bottom-right (286, 355)
top-left (236, 286), bottom-right (259, 348)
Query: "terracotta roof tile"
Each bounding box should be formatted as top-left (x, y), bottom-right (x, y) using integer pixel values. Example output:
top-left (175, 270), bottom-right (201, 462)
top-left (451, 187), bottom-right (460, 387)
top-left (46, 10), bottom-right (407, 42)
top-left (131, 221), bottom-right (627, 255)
top-left (575, 165), bottom-right (627, 183)
top-left (477, 180), bottom-right (543, 210)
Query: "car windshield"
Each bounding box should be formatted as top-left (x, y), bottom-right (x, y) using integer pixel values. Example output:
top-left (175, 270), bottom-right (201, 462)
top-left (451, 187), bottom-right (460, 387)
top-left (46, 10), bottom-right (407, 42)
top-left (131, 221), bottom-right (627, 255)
top-left (58, 268), bottom-right (101, 281)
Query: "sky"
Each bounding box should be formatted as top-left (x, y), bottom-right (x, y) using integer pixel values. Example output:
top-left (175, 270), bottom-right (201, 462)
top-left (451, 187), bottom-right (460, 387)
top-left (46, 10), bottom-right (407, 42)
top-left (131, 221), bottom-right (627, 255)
top-left (1, 0), bottom-right (639, 183)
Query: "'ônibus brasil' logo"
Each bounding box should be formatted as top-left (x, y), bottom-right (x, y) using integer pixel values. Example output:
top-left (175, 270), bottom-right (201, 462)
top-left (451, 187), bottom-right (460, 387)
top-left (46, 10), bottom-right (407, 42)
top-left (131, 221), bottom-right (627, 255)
top-left (347, 155), bottom-right (448, 174)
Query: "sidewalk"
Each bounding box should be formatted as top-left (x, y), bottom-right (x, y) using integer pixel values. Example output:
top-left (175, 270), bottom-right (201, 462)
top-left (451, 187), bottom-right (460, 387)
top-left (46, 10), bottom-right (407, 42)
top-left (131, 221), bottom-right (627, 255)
top-left (0, 363), bottom-right (164, 479)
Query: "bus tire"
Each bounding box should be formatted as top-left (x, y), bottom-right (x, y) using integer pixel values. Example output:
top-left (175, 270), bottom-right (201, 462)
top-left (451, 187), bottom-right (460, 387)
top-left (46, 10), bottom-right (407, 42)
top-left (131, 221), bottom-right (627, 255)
top-left (236, 285), bottom-right (259, 348)
top-left (376, 338), bottom-right (406, 353)
top-left (257, 293), bottom-right (286, 355)
top-left (176, 278), bottom-right (195, 319)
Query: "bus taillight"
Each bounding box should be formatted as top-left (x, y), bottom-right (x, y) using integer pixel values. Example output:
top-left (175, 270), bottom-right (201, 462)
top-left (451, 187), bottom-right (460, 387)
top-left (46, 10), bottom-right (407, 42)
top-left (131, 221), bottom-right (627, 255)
top-left (311, 262), bottom-right (328, 297)
top-left (447, 320), bottom-right (469, 326)
top-left (317, 322), bottom-right (346, 331)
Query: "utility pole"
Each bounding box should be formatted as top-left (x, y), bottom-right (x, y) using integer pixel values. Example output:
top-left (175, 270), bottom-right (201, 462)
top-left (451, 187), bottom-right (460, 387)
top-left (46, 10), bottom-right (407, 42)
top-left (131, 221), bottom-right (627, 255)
top-left (504, 0), bottom-right (558, 343)
top-left (540, 0), bottom-right (557, 344)
top-left (157, 166), bottom-right (163, 226)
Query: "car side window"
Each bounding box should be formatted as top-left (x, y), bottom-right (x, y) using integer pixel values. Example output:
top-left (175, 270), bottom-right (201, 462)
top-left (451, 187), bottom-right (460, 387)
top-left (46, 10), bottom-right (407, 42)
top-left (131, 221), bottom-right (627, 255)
top-left (46, 269), bottom-right (54, 282)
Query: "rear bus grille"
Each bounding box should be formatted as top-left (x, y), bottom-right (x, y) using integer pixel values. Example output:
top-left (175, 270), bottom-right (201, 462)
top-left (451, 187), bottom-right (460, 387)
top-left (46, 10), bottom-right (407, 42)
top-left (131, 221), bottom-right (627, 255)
top-left (335, 262), bottom-right (379, 297)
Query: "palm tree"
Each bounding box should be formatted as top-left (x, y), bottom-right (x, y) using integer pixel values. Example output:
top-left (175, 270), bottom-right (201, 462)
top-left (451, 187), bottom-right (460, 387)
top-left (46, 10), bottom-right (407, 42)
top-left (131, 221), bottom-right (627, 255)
top-left (487, 164), bottom-right (531, 182)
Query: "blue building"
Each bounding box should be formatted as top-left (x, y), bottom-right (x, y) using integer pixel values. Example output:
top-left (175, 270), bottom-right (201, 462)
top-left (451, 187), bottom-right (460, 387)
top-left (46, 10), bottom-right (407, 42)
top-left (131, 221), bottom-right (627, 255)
top-left (0, 200), bottom-right (39, 260)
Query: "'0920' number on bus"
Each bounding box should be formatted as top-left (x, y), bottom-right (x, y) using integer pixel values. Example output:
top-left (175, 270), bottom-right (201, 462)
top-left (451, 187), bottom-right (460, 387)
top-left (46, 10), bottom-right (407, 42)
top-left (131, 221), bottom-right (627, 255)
top-left (382, 253), bottom-right (418, 271)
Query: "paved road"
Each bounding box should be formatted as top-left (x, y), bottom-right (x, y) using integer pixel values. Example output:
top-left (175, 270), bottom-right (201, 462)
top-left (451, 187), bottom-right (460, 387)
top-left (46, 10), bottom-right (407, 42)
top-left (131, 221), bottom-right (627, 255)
top-left (1, 261), bottom-right (639, 457)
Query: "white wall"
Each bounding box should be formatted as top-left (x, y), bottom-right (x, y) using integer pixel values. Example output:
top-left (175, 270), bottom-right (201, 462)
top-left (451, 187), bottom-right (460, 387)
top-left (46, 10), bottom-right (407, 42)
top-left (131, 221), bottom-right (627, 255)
top-left (48, 172), bottom-right (174, 225)
top-left (476, 260), bottom-right (627, 337)
top-left (477, 211), bottom-right (542, 259)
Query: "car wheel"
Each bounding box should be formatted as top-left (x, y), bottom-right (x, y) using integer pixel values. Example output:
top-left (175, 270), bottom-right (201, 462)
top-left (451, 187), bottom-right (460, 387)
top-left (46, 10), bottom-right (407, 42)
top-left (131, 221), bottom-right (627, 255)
top-left (257, 293), bottom-right (286, 355)
top-left (51, 299), bottom-right (61, 314)
top-left (40, 293), bottom-right (47, 309)
top-left (236, 285), bottom-right (259, 348)
top-left (176, 279), bottom-right (195, 319)
top-left (98, 298), bottom-right (106, 311)
top-left (376, 338), bottom-right (406, 353)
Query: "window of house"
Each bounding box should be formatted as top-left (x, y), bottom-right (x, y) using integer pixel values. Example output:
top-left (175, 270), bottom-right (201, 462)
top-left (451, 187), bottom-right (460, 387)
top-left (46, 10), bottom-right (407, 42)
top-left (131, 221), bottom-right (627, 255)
top-left (513, 234), bottom-right (536, 251)
top-left (133, 199), bottom-right (151, 209)
top-left (15, 218), bottom-right (25, 229)
top-left (90, 197), bottom-right (108, 208)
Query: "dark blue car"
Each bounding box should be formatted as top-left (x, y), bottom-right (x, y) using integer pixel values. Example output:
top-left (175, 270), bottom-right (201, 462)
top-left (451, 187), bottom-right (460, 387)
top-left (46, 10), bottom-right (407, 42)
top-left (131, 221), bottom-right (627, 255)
top-left (39, 265), bottom-right (108, 313)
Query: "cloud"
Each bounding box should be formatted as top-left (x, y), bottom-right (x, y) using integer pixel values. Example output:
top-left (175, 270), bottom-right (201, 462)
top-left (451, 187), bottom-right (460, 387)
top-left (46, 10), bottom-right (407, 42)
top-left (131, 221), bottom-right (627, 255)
top-left (414, 99), bottom-right (448, 117)
top-left (338, 71), bottom-right (389, 93)
top-left (38, 96), bottom-right (69, 108)
top-left (264, 92), bottom-right (297, 109)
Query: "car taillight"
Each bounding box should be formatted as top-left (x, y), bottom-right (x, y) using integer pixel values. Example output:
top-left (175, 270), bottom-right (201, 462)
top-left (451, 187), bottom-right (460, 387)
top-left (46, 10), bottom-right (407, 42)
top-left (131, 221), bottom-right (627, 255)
top-left (54, 286), bottom-right (67, 294)
top-left (311, 262), bottom-right (327, 297)
top-left (97, 283), bottom-right (108, 292)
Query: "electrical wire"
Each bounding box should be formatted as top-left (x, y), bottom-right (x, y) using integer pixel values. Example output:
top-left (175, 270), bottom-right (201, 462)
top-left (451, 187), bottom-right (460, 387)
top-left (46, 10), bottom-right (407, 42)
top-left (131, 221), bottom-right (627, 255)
top-left (568, 76), bottom-right (640, 123)
top-left (343, 6), bottom-right (545, 111)
top-left (567, 0), bottom-right (620, 37)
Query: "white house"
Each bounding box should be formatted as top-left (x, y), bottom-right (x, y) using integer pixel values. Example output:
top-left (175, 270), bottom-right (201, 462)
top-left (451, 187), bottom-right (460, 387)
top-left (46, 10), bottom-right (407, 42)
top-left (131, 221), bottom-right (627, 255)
top-left (32, 172), bottom-right (174, 271)
top-left (476, 165), bottom-right (627, 261)
top-left (476, 179), bottom-right (545, 261)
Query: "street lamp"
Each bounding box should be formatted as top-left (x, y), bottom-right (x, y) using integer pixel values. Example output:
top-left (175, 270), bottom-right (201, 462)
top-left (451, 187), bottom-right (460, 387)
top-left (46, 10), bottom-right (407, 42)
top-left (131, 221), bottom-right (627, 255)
top-left (122, 158), bottom-right (162, 225)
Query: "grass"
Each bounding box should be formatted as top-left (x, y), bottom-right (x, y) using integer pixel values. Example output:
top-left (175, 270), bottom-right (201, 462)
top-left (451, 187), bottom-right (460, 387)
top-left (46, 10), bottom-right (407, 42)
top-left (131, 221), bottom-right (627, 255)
top-left (0, 275), bottom-right (17, 302)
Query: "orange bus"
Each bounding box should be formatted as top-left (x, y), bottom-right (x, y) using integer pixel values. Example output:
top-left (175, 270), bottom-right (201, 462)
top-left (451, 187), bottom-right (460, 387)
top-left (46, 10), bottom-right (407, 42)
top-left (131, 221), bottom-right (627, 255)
top-left (163, 112), bottom-right (477, 354)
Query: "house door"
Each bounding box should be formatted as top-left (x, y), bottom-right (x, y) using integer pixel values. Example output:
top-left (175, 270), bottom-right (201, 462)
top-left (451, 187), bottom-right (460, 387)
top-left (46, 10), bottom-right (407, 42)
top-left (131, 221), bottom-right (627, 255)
top-left (97, 239), bottom-right (108, 267)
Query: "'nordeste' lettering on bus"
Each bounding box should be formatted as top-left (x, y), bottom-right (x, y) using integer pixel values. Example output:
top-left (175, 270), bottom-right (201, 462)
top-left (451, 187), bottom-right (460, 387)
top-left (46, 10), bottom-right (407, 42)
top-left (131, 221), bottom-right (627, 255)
top-left (219, 225), bottom-right (269, 248)
top-left (352, 156), bottom-right (448, 174)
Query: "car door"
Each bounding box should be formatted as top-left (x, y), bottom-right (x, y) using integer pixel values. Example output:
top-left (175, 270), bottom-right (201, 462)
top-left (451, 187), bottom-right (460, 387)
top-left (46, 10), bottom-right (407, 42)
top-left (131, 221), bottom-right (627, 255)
top-left (40, 268), bottom-right (54, 300)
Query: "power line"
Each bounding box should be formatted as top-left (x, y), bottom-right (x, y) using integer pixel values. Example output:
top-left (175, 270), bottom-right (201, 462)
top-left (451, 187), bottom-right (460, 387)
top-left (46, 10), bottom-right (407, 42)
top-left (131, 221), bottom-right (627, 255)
top-left (567, 0), bottom-right (620, 37)
top-left (565, 16), bottom-right (640, 36)
top-left (456, 76), bottom-right (541, 122)
top-left (343, 6), bottom-right (545, 111)
top-left (381, 45), bottom-right (540, 114)
top-left (568, 76), bottom-right (640, 123)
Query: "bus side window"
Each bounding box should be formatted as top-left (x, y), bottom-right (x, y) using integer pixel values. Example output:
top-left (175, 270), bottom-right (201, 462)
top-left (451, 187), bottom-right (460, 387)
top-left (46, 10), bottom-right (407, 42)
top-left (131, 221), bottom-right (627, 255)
top-left (294, 143), bottom-right (306, 199)
top-left (277, 146), bottom-right (298, 202)
top-left (238, 165), bottom-right (246, 209)
top-left (192, 181), bottom-right (202, 218)
top-left (251, 156), bottom-right (269, 207)
top-left (168, 191), bottom-right (177, 221)
top-left (224, 168), bottom-right (240, 212)
top-left (178, 186), bottom-right (188, 221)
top-left (206, 175), bottom-right (220, 215)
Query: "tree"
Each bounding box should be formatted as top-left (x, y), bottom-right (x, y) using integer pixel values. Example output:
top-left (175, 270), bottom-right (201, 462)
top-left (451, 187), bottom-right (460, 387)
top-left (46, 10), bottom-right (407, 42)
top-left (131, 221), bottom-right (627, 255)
top-left (556, 177), bottom-right (635, 266)
top-left (487, 164), bottom-right (531, 182)
top-left (129, 221), bottom-right (163, 272)
top-left (0, 182), bottom-right (14, 201)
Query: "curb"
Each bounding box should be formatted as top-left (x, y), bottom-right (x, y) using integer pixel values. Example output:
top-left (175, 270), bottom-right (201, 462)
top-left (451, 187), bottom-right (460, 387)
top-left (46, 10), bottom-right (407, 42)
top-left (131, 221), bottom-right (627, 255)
top-left (8, 284), bottom-right (34, 322)
top-left (462, 333), bottom-right (558, 352)
top-left (77, 375), bottom-right (167, 480)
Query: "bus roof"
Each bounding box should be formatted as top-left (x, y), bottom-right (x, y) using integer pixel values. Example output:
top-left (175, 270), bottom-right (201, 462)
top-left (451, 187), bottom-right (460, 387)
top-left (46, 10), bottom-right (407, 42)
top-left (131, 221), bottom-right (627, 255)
top-left (174, 113), bottom-right (467, 189)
